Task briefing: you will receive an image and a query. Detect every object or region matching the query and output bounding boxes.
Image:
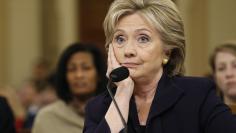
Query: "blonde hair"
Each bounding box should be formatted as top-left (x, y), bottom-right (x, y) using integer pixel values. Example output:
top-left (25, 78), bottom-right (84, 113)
top-left (103, 0), bottom-right (185, 76)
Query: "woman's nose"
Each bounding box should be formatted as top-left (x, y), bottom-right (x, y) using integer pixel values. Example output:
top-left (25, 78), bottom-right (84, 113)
top-left (75, 69), bottom-right (84, 78)
top-left (124, 41), bottom-right (137, 57)
top-left (225, 67), bottom-right (234, 79)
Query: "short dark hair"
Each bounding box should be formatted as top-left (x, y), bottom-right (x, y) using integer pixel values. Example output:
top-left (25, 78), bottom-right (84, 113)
top-left (56, 42), bottom-right (107, 103)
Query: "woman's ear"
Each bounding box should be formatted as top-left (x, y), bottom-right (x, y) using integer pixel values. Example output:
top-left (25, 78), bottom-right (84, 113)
top-left (162, 48), bottom-right (171, 65)
top-left (163, 48), bottom-right (171, 59)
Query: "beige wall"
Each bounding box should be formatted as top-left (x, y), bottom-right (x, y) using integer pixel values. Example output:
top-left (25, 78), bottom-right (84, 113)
top-left (40, 0), bottom-right (79, 69)
top-left (207, 0), bottom-right (236, 54)
top-left (178, 0), bottom-right (208, 76)
top-left (56, 0), bottom-right (79, 53)
top-left (1, 0), bottom-right (236, 87)
top-left (0, 0), bottom-right (6, 86)
top-left (1, 0), bottom-right (42, 87)
top-left (0, 0), bottom-right (79, 88)
top-left (178, 0), bottom-right (236, 76)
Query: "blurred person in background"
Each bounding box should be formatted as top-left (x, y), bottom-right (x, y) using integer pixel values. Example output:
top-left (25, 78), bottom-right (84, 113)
top-left (210, 42), bottom-right (236, 113)
top-left (17, 73), bottom-right (58, 133)
top-left (39, 72), bottom-right (58, 107)
top-left (18, 82), bottom-right (39, 113)
top-left (32, 42), bottom-right (107, 133)
top-left (31, 58), bottom-right (50, 91)
top-left (17, 58), bottom-right (53, 132)
top-left (18, 81), bottom-right (42, 133)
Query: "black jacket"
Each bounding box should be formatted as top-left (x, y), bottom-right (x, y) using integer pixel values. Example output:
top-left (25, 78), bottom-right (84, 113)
top-left (0, 96), bottom-right (16, 133)
top-left (83, 73), bottom-right (236, 133)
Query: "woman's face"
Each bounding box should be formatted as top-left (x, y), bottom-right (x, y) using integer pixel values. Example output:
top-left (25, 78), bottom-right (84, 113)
top-left (112, 13), bottom-right (165, 80)
top-left (66, 52), bottom-right (97, 96)
top-left (215, 51), bottom-right (236, 98)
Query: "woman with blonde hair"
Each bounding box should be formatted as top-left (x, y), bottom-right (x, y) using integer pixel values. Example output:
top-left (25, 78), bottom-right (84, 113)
top-left (210, 42), bottom-right (236, 112)
top-left (84, 0), bottom-right (236, 132)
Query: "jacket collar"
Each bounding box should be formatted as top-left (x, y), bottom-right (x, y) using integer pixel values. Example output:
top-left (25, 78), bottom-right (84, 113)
top-left (103, 72), bottom-right (185, 119)
top-left (147, 72), bottom-right (184, 120)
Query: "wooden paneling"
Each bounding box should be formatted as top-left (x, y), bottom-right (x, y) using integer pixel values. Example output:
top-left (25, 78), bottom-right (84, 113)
top-left (79, 0), bottom-right (113, 55)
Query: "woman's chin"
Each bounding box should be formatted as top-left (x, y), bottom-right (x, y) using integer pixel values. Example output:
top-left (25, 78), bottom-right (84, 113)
top-left (74, 90), bottom-right (94, 95)
top-left (73, 92), bottom-right (95, 101)
top-left (129, 71), bottom-right (141, 80)
top-left (227, 90), bottom-right (236, 98)
top-left (128, 69), bottom-right (135, 77)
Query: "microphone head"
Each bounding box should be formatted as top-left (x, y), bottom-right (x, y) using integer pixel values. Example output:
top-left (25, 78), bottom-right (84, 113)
top-left (109, 66), bottom-right (129, 82)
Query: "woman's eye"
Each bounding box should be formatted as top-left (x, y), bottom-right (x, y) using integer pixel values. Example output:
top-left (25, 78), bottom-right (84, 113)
top-left (115, 35), bottom-right (125, 44)
top-left (67, 66), bottom-right (76, 72)
top-left (138, 35), bottom-right (150, 43)
top-left (82, 65), bottom-right (92, 71)
top-left (232, 62), bottom-right (236, 68)
top-left (217, 66), bottom-right (225, 72)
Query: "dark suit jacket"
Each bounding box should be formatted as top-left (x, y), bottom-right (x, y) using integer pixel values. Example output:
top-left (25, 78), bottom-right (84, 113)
top-left (83, 73), bottom-right (236, 133)
top-left (0, 96), bottom-right (16, 133)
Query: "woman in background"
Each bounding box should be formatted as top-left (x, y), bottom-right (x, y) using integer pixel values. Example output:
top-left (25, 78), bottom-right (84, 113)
top-left (32, 42), bottom-right (107, 133)
top-left (210, 42), bottom-right (236, 112)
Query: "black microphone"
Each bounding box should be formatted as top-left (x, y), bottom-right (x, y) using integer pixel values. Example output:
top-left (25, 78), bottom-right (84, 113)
top-left (106, 66), bottom-right (129, 133)
top-left (110, 66), bottom-right (129, 82)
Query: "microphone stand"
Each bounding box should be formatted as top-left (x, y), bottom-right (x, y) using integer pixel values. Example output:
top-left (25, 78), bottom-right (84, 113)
top-left (107, 80), bottom-right (128, 133)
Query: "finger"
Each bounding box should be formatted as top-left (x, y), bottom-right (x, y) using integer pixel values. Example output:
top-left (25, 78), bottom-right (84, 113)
top-left (110, 44), bottom-right (120, 68)
top-left (106, 45), bottom-right (112, 77)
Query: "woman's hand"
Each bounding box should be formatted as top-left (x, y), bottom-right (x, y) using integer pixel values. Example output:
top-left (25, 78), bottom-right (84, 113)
top-left (105, 44), bottom-right (134, 132)
top-left (107, 44), bottom-right (134, 97)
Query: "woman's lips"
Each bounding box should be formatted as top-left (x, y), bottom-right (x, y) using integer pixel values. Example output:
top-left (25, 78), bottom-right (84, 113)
top-left (122, 63), bottom-right (139, 68)
top-left (226, 81), bottom-right (236, 88)
top-left (73, 82), bottom-right (87, 88)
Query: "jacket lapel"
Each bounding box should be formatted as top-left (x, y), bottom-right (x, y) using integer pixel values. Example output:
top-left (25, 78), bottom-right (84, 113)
top-left (102, 72), bottom-right (185, 130)
top-left (148, 73), bottom-right (185, 121)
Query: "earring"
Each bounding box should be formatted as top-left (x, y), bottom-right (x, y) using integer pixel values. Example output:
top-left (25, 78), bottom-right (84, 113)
top-left (162, 58), bottom-right (168, 65)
